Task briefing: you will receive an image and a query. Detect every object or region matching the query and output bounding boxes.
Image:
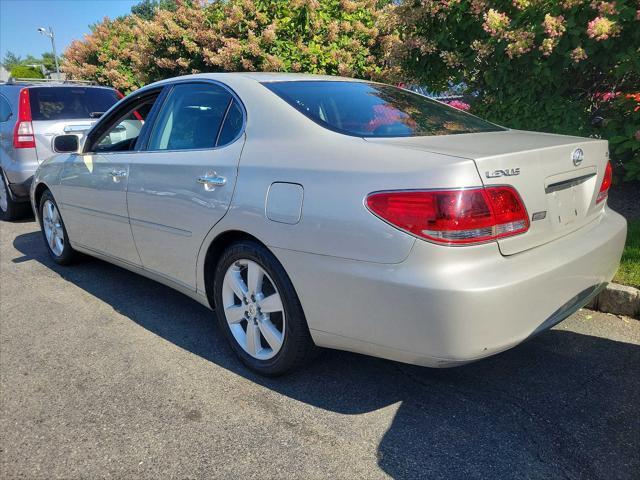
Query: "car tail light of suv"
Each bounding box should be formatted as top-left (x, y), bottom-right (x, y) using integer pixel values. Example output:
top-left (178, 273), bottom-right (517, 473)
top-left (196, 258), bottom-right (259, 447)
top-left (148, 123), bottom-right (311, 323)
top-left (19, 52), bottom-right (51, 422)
top-left (366, 186), bottom-right (530, 246)
top-left (596, 161), bottom-right (612, 204)
top-left (12, 88), bottom-right (35, 149)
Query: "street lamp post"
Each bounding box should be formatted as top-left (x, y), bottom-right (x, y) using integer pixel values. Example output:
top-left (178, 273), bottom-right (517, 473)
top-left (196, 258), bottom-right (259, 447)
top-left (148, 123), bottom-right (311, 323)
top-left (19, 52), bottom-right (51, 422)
top-left (37, 27), bottom-right (60, 75)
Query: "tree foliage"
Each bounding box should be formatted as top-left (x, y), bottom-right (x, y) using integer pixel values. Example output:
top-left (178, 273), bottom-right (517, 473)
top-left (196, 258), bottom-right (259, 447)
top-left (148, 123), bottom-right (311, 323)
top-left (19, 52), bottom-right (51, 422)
top-left (63, 0), bottom-right (400, 92)
top-left (61, 0), bottom-right (639, 179)
top-left (10, 65), bottom-right (45, 79)
top-left (389, 0), bottom-right (640, 178)
top-left (130, 0), bottom-right (180, 20)
top-left (2, 51), bottom-right (56, 73)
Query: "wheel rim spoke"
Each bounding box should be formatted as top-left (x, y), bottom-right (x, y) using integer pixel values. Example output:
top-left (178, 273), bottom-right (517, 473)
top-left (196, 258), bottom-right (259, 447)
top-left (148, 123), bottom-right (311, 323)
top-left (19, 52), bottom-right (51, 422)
top-left (0, 181), bottom-right (7, 211)
top-left (47, 202), bottom-right (55, 222)
top-left (259, 293), bottom-right (283, 313)
top-left (245, 322), bottom-right (261, 357)
top-left (224, 305), bottom-right (246, 324)
top-left (247, 261), bottom-right (264, 295)
top-left (52, 205), bottom-right (60, 223)
top-left (225, 267), bottom-right (248, 300)
top-left (258, 317), bottom-right (283, 351)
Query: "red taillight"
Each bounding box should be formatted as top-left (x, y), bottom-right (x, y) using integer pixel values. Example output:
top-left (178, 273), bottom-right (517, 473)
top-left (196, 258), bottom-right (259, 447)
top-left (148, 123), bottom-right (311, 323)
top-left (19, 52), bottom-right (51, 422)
top-left (13, 88), bottom-right (35, 149)
top-left (596, 161), bottom-right (612, 204)
top-left (366, 187), bottom-right (529, 245)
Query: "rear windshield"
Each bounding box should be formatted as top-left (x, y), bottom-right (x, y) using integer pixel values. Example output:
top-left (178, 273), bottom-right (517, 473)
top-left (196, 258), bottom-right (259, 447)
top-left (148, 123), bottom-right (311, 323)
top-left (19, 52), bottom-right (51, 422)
top-left (28, 87), bottom-right (119, 121)
top-left (263, 81), bottom-right (504, 137)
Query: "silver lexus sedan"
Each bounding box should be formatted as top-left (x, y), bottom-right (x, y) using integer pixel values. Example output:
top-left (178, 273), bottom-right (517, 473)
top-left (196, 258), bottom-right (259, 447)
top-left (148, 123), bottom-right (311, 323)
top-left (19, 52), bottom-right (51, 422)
top-left (30, 73), bottom-right (627, 375)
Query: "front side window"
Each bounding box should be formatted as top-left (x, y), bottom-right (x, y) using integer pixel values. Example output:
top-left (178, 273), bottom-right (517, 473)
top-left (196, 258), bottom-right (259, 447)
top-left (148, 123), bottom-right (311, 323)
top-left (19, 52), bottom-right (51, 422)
top-left (263, 81), bottom-right (504, 137)
top-left (147, 83), bottom-right (235, 151)
top-left (28, 87), bottom-right (119, 121)
top-left (91, 95), bottom-right (158, 153)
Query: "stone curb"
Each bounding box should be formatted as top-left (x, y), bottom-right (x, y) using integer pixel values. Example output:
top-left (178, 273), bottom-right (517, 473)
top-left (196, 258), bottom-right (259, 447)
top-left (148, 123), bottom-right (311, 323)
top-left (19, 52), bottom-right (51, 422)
top-left (586, 283), bottom-right (640, 319)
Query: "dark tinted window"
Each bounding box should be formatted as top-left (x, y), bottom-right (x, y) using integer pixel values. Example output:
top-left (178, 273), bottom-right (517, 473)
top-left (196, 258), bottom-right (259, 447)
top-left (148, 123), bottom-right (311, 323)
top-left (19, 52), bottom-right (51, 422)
top-left (148, 83), bottom-right (232, 151)
top-left (28, 87), bottom-right (119, 121)
top-left (217, 100), bottom-right (243, 146)
top-left (264, 81), bottom-right (504, 137)
top-left (0, 95), bottom-right (11, 122)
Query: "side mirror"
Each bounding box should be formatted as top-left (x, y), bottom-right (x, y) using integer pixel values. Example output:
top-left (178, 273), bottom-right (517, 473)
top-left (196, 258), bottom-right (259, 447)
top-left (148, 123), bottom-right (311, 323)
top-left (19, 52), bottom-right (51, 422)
top-left (53, 134), bottom-right (80, 153)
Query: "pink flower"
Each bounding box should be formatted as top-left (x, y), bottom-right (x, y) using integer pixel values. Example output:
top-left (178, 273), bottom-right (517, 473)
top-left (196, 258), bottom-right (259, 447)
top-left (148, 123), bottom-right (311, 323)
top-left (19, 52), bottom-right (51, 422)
top-left (543, 14), bottom-right (566, 38)
top-left (483, 9), bottom-right (510, 37)
top-left (587, 16), bottom-right (620, 41)
top-left (570, 46), bottom-right (587, 62)
top-left (540, 38), bottom-right (558, 56)
top-left (591, 1), bottom-right (617, 15)
top-left (504, 29), bottom-right (535, 58)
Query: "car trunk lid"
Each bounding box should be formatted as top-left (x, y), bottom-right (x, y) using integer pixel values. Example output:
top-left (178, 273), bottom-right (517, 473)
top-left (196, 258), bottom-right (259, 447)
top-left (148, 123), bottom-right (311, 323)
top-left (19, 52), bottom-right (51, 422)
top-left (365, 130), bottom-right (610, 255)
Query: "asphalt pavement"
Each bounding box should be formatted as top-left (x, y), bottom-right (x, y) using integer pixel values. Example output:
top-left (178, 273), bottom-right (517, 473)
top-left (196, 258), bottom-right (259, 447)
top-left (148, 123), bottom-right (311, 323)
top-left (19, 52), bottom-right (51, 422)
top-left (1, 218), bottom-right (639, 479)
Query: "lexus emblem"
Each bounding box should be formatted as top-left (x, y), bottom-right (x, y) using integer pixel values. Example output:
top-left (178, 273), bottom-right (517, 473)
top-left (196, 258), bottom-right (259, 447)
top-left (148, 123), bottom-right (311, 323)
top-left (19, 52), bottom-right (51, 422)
top-left (572, 148), bottom-right (584, 166)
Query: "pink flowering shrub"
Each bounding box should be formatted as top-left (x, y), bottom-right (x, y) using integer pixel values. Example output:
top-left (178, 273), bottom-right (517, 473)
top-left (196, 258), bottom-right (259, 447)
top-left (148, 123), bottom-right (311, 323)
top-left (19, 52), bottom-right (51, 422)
top-left (63, 0), bottom-right (402, 92)
top-left (389, 0), bottom-right (640, 179)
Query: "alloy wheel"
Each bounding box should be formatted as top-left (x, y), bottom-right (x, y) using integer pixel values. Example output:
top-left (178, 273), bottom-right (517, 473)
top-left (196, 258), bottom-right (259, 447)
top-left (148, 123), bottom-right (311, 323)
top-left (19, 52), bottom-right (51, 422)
top-left (0, 177), bottom-right (7, 212)
top-left (222, 259), bottom-right (285, 360)
top-left (42, 200), bottom-right (65, 256)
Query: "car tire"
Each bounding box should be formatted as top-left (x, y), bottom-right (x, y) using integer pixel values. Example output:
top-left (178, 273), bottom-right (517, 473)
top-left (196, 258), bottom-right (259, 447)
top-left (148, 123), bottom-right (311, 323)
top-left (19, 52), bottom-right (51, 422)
top-left (213, 240), bottom-right (317, 376)
top-left (0, 170), bottom-right (30, 221)
top-left (38, 189), bottom-right (77, 265)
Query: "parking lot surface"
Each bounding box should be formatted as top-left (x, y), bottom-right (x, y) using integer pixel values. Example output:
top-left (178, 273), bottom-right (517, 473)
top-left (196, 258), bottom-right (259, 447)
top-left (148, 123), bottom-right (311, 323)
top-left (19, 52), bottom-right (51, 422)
top-left (1, 219), bottom-right (639, 479)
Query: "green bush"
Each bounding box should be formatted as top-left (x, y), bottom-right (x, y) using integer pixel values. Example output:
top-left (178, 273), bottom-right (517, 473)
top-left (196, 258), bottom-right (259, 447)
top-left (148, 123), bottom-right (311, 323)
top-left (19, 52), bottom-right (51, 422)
top-left (391, 0), bottom-right (640, 179)
top-left (10, 65), bottom-right (44, 79)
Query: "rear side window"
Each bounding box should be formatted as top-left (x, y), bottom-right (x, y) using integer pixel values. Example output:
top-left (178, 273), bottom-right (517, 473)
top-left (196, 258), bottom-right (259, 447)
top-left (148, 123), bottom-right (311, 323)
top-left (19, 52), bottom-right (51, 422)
top-left (263, 81), bottom-right (504, 137)
top-left (217, 100), bottom-right (243, 146)
top-left (28, 87), bottom-right (119, 121)
top-left (0, 95), bottom-right (11, 122)
top-left (148, 83), bottom-right (233, 151)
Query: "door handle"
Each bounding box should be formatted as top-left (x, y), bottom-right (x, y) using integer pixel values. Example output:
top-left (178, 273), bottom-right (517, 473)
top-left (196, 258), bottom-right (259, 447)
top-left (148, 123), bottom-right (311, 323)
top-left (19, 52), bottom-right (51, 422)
top-left (109, 169), bottom-right (127, 181)
top-left (197, 174), bottom-right (227, 188)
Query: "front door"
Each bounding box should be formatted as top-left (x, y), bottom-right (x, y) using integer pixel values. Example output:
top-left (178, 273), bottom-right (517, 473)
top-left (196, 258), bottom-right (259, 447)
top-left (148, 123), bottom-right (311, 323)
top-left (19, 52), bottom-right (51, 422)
top-left (127, 81), bottom-right (245, 288)
top-left (58, 91), bottom-right (162, 265)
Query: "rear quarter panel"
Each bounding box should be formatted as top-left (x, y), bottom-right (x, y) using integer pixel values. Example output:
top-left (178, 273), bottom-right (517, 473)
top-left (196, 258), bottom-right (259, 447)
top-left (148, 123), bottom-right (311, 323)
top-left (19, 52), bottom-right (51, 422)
top-left (196, 76), bottom-right (483, 291)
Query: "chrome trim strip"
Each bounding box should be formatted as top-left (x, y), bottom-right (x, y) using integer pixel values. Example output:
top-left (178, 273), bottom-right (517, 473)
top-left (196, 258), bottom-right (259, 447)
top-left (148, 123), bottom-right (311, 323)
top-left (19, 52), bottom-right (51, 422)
top-left (60, 202), bottom-right (130, 224)
top-left (129, 217), bottom-right (192, 237)
top-left (545, 173), bottom-right (596, 194)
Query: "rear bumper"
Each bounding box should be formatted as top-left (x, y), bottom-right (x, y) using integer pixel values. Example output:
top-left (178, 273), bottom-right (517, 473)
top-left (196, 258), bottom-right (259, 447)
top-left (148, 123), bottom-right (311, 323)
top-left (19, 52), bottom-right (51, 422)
top-left (7, 176), bottom-right (33, 201)
top-left (275, 207), bottom-right (627, 367)
top-left (2, 148), bottom-right (38, 202)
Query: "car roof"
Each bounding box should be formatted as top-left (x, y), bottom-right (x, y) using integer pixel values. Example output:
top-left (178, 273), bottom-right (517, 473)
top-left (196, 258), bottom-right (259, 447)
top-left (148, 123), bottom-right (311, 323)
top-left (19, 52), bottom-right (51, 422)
top-left (234, 72), bottom-right (366, 83)
top-left (138, 72), bottom-right (368, 91)
top-left (0, 80), bottom-right (114, 90)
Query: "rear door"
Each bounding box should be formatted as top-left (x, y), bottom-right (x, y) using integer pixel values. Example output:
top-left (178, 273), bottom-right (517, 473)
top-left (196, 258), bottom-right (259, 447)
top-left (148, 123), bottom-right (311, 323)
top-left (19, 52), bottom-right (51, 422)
top-left (58, 90), bottom-right (162, 264)
top-left (28, 86), bottom-right (119, 161)
top-left (127, 81), bottom-right (245, 289)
